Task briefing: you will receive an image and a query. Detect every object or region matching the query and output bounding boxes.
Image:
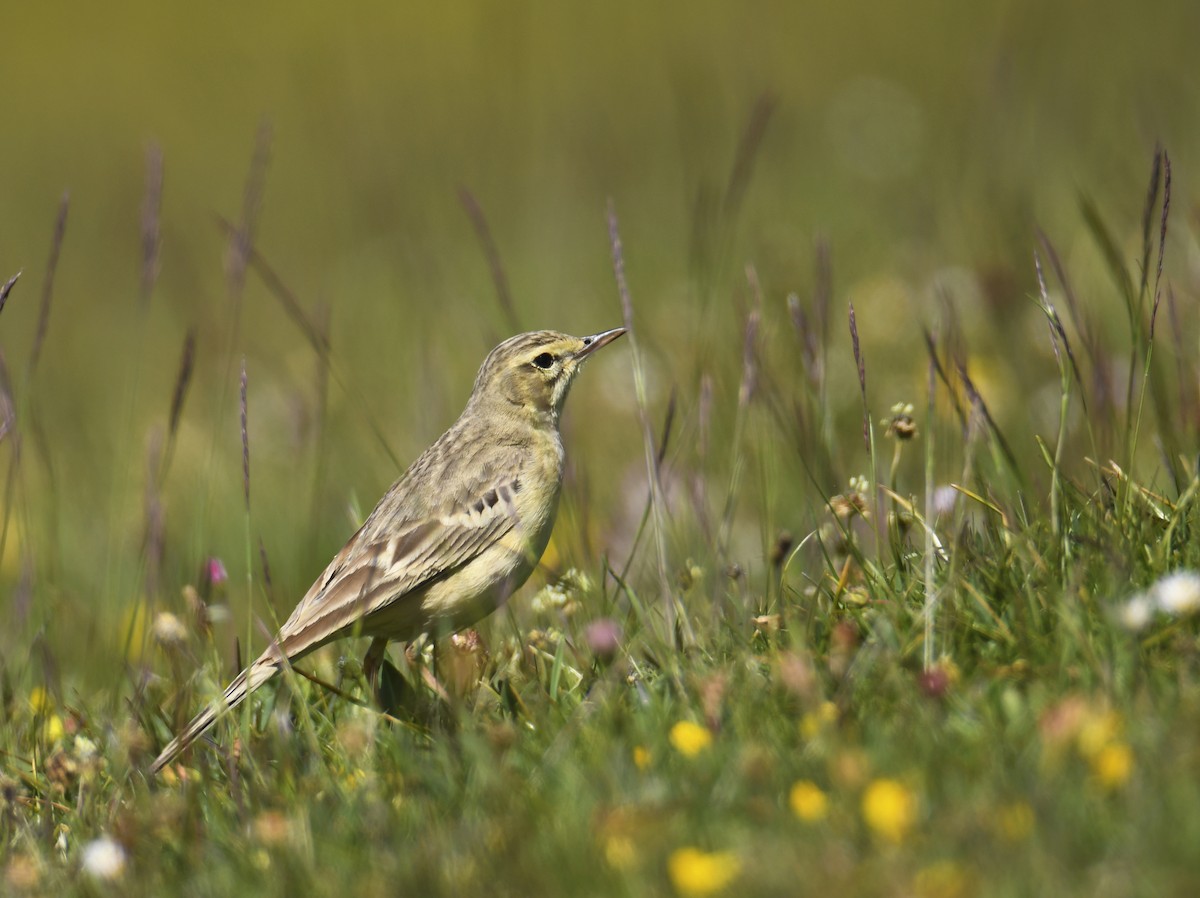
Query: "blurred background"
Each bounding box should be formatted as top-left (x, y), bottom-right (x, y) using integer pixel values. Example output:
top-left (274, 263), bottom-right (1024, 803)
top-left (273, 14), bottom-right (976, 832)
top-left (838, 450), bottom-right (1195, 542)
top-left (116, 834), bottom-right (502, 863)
top-left (1, 0), bottom-right (1198, 678)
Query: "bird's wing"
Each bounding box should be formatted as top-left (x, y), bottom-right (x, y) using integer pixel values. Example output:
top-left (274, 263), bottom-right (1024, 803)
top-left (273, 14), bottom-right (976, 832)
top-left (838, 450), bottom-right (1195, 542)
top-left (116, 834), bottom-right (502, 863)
top-left (266, 475), bottom-right (525, 662)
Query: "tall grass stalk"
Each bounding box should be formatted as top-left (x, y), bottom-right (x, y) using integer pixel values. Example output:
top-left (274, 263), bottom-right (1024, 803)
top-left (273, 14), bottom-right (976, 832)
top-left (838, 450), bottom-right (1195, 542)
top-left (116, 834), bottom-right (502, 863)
top-left (607, 200), bottom-right (693, 650)
top-left (922, 347), bottom-right (937, 671)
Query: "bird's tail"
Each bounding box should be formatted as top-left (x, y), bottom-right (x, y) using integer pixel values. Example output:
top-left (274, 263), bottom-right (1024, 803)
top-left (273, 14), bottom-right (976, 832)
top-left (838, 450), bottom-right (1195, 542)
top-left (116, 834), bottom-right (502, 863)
top-left (150, 658), bottom-right (280, 775)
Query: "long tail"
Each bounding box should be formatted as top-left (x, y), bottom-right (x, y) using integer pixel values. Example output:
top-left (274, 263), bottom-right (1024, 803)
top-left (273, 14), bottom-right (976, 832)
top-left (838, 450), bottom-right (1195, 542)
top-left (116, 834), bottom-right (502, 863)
top-left (150, 658), bottom-right (280, 775)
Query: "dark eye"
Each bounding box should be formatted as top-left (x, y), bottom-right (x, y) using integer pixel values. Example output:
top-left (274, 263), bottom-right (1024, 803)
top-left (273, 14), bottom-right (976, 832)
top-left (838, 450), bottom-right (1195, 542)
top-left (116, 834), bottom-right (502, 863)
top-left (532, 352), bottom-right (554, 370)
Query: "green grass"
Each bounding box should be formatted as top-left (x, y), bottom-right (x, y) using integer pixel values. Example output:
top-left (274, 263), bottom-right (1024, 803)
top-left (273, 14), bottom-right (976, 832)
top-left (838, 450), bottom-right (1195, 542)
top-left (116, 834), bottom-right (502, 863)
top-left (3, 4), bottom-right (1200, 895)
top-left (4, 149), bottom-right (1200, 896)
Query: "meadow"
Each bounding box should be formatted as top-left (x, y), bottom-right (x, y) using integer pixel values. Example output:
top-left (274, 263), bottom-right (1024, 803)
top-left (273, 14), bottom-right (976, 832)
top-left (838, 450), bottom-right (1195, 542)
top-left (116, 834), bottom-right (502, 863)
top-left (2, 2), bottom-right (1200, 895)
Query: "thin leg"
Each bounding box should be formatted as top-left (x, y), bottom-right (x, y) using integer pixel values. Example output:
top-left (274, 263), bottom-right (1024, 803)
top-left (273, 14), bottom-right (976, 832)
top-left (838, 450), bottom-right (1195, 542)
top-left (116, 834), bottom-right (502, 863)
top-left (363, 637), bottom-right (388, 701)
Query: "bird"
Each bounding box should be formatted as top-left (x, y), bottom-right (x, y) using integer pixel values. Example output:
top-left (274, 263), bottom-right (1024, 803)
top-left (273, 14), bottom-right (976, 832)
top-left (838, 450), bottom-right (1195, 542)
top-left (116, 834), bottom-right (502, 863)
top-left (150, 327), bottom-right (625, 774)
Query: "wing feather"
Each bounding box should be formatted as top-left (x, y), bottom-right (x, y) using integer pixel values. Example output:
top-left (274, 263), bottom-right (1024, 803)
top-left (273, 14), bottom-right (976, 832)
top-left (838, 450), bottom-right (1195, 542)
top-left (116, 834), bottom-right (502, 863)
top-left (272, 489), bottom-right (520, 660)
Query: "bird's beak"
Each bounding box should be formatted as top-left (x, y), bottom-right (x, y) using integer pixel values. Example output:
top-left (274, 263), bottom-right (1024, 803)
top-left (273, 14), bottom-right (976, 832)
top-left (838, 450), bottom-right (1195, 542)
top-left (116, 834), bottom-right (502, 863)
top-left (576, 327), bottom-right (626, 360)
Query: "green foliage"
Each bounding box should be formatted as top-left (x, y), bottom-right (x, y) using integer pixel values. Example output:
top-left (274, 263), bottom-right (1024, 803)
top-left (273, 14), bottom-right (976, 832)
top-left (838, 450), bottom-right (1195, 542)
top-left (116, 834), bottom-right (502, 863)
top-left (3, 2), bottom-right (1200, 895)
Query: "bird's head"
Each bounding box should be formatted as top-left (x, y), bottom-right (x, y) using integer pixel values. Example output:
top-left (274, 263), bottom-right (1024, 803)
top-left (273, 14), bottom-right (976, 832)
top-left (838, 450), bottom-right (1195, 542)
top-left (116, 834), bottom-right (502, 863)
top-left (470, 327), bottom-right (626, 422)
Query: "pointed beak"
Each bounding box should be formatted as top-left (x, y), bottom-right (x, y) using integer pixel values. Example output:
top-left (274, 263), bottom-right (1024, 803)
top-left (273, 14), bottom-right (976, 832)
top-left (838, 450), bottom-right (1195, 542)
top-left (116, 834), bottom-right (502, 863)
top-left (575, 327), bottom-right (626, 360)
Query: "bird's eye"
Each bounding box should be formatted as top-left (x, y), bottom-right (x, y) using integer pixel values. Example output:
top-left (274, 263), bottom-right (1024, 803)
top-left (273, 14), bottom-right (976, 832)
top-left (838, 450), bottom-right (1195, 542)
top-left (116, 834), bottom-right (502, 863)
top-left (532, 352), bottom-right (554, 370)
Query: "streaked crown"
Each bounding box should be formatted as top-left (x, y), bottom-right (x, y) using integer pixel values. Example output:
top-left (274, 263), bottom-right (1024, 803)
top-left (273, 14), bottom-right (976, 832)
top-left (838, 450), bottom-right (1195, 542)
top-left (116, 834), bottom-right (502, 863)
top-left (469, 327), bottom-right (625, 420)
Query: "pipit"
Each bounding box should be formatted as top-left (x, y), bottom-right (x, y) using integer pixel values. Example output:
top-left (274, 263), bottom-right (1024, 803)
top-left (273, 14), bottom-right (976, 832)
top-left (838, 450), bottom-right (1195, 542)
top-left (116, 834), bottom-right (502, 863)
top-left (151, 327), bottom-right (624, 774)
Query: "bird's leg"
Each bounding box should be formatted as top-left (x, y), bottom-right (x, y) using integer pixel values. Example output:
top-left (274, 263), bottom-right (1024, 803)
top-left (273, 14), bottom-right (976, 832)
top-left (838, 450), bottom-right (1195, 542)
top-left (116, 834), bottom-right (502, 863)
top-left (362, 637), bottom-right (388, 702)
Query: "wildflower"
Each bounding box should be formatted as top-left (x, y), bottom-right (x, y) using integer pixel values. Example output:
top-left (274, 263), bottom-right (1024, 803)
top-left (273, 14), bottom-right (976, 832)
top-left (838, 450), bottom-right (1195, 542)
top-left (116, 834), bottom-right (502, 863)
top-left (530, 568), bottom-right (591, 616)
top-left (152, 611), bottom-right (188, 648)
top-left (861, 778), bottom-right (918, 843)
top-left (885, 402), bottom-right (917, 440)
top-left (1153, 571), bottom-right (1200, 615)
top-left (39, 715), bottom-right (65, 745)
top-left (526, 628), bottom-right (562, 652)
top-left (752, 614), bottom-right (781, 634)
top-left (203, 557), bottom-right (228, 590)
top-left (667, 847), bottom-right (741, 897)
top-left (918, 658), bottom-right (960, 699)
top-left (789, 780), bottom-right (829, 822)
top-left (73, 735), bottom-right (99, 763)
top-left (81, 836), bottom-right (127, 881)
top-left (1116, 570), bottom-right (1200, 630)
top-left (931, 485), bottom-right (958, 517)
top-left (1117, 594), bottom-right (1155, 631)
top-left (585, 618), bottom-right (622, 661)
top-left (1090, 741), bottom-right (1133, 790)
top-left (669, 721), bottom-right (713, 758)
top-left (1076, 709), bottom-right (1121, 759)
top-left (632, 746), bottom-right (651, 770)
top-left (918, 667), bottom-right (950, 698)
top-left (29, 687), bottom-right (52, 715)
top-left (829, 492), bottom-right (869, 520)
top-left (28, 689), bottom-right (65, 743)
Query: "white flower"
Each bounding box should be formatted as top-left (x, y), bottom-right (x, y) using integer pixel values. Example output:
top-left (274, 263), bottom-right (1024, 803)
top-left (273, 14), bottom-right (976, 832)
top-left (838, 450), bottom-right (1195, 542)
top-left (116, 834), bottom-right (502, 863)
top-left (73, 735), bottom-right (99, 762)
top-left (1117, 593), bottom-right (1155, 631)
top-left (932, 485), bottom-right (958, 517)
top-left (1116, 570), bottom-right (1200, 631)
top-left (206, 604), bottom-right (231, 624)
top-left (152, 611), bottom-right (188, 647)
top-left (1152, 571), bottom-right (1200, 616)
top-left (81, 836), bottom-right (127, 881)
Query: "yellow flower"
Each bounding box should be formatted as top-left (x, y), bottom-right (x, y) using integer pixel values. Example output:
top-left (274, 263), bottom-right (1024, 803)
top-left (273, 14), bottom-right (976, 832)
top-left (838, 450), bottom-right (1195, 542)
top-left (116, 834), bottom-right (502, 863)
top-left (789, 780), bottom-right (829, 822)
top-left (1091, 741), bottom-right (1133, 790)
top-left (28, 687), bottom-right (52, 715)
top-left (995, 801), bottom-right (1034, 841)
top-left (633, 746), bottom-right (651, 770)
top-left (667, 847), bottom-right (741, 897)
top-left (1077, 710), bottom-right (1121, 759)
top-left (670, 721), bottom-right (713, 758)
top-left (42, 715), bottom-right (64, 745)
top-left (861, 778), bottom-right (918, 843)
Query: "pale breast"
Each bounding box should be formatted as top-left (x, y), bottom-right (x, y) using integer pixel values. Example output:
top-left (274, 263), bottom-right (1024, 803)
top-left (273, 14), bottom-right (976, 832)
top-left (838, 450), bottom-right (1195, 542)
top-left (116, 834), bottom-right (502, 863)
top-left (419, 432), bottom-right (563, 635)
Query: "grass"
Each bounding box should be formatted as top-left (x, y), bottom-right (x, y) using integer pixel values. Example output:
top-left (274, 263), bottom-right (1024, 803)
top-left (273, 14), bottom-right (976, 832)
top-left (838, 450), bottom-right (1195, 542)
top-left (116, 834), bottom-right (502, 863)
top-left (2, 143), bottom-right (1199, 897)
